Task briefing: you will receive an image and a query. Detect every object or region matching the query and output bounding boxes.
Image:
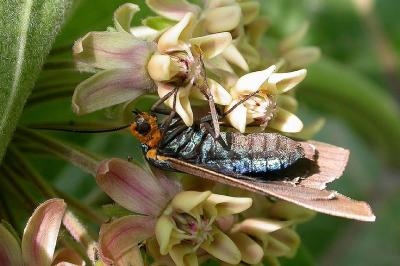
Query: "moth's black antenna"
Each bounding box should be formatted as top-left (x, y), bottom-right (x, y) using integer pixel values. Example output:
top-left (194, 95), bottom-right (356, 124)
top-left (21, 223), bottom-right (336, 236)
top-left (30, 124), bottom-right (131, 133)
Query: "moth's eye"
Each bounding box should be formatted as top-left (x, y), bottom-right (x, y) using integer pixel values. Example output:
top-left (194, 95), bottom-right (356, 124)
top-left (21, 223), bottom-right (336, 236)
top-left (136, 118), bottom-right (151, 135)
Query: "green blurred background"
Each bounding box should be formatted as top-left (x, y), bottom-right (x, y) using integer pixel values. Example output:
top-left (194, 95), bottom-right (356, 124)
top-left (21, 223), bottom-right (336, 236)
top-left (5, 0), bottom-right (400, 265)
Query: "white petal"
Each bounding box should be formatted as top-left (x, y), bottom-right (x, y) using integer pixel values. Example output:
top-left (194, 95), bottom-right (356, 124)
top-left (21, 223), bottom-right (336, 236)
top-left (231, 65), bottom-right (276, 97)
top-left (266, 69), bottom-right (307, 94)
top-left (269, 108), bottom-right (303, 133)
top-left (191, 78), bottom-right (232, 105)
top-left (113, 3), bottom-right (140, 32)
top-left (225, 100), bottom-right (247, 133)
top-left (190, 32), bottom-right (232, 59)
top-left (158, 83), bottom-right (194, 126)
top-left (147, 54), bottom-right (180, 81)
top-left (146, 0), bottom-right (201, 21)
top-left (222, 44), bottom-right (249, 71)
top-left (204, 5), bottom-right (241, 33)
top-left (158, 13), bottom-right (196, 53)
top-left (171, 191), bottom-right (212, 213)
top-left (206, 193), bottom-right (252, 216)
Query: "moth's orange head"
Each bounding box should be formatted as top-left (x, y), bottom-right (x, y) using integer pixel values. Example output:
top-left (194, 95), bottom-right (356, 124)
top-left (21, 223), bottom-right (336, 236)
top-left (130, 112), bottom-right (161, 148)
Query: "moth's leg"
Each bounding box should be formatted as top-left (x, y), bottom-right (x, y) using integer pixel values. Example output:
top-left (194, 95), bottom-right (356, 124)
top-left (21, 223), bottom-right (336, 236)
top-left (157, 87), bottom-right (180, 150)
top-left (151, 88), bottom-right (176, 115)
top-left (159, 124), bottom-right (188, 148)
top-left (198, 52), bottom-right (220, 139)
top-left (223, 90), bottom-right (259, 117)
top-left (201, 122), bottom-right (231, 150)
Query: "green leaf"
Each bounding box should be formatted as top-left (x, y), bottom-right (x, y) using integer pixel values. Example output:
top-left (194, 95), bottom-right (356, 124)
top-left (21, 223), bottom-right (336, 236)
top-left (0, 0), bottom-right (73, 162)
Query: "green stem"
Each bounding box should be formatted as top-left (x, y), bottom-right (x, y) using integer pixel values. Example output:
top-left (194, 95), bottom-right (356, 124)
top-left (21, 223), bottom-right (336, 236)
top-left (27, 86), bottom-right (74, 106)
top-left (16, 127), bottom-right (100, 175)
top-left (1, 165), bottom-right (36, 210)
top-left (8, 146), bottom-right (57, 198)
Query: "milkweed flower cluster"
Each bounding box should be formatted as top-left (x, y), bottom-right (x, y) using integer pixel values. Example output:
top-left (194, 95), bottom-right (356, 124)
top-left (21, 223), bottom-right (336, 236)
top-left (72, 0), bottom-right (321, 135)
top-left (93, 158), bottom-right (313, 266)
top-left (68, 1), bottom-right (322, 265)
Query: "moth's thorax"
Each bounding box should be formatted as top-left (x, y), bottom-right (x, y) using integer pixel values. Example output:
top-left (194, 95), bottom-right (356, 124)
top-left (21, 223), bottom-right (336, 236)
top-left (130, 113), bottom-right (161, 149)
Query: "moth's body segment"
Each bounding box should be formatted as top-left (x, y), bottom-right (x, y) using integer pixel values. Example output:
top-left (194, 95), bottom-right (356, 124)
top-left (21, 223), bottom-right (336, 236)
top-left (138, 117), bottom-right (306, 178)
top-left (159, 130), bottom-right (305, 176)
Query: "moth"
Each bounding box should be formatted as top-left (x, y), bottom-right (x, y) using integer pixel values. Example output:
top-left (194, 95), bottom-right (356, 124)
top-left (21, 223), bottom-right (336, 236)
top-left (130, 112), bottom-right (375, 222)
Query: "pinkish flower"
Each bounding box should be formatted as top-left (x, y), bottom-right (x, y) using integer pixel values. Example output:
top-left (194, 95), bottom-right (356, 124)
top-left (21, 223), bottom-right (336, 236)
top-left (0, 199), bottom-right (83, 266)
top-left (95, 158), bottom-right (253, 266)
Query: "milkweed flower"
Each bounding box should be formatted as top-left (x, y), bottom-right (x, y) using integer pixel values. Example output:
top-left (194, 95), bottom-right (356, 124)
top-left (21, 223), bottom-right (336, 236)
top-left (225, 65), bottom-right (307, 133)
top-left (146, 0), bottom-right (260, 72)
top-left (96, 158), bottom-right (253, 266)
top-left (146, 12), bottom-right (233, 126)
top-left (0, 199), bottom-right (85, 266)
top-left (72, 4), bottom-right (157, 116)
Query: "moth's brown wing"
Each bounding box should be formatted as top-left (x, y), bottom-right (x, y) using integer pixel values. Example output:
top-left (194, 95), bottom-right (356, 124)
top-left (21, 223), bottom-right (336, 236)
top-left (299, 141), bottom-right (350, 189)
top-left (162, 156), bottom-right (375, 222)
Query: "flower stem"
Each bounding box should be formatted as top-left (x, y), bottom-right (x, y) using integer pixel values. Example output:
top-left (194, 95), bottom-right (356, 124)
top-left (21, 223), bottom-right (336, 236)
top-left (16, 127), bottom-right (100, 175)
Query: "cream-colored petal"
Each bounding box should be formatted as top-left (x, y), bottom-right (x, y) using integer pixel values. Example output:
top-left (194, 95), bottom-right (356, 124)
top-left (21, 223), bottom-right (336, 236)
top-left (148, 54), bottom-right (181, 81)
top-left (158, 12), bottom-right (196, 53)
top-left (266, 69), bottom-right (307, 94)
top-left (98, 215), bottom-right (155, 264)
top-left (155, 216), bottom-right (175, 255)
top-left (113, 3), bottom-right (140, 32)
top-left (206, 55), bottom-right (235, 73)
top-left (204, 5), bottom-right (242, 33)
top-left (158, 83), bottom-right (194, 126)
top-left (230, 233), bottom-right (264, 264)
top-left (146, 0), bottom-right (201, 21)
top-left (190, 32), bottom-right (232, 59)
top-left (239, 1), bottom-right (260, 25)
top-left (279, 22), bottom-right (309, 52)
top-left (225, 100), bottom-right (247, 133)
top-left (206, 193), bottom-right (252, 217)
top-left (0, 224), bottom-right (23, 266)
top-left (232, 65), bottom-right (276, 97)
top-left (269, 108), bottom-right (303, 133)
top-left (191, 78), bottom-right (232, 105)
top-left (201, 228), bottom-right (241, 264)
top-left (169, 244), bottom-right (199, 266)
top-left (130, 26), bottom-right (160, 41)
top-left (171, 191), bottom-right (212, 213)
top-left (222, 44), bottom-right (249, 71)
top-left (22, 199), bottom-right (66, 266)
top-left (231, 218), bottom-right (292, 237)
top-left (284, 46), bottom-right (321, 69)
